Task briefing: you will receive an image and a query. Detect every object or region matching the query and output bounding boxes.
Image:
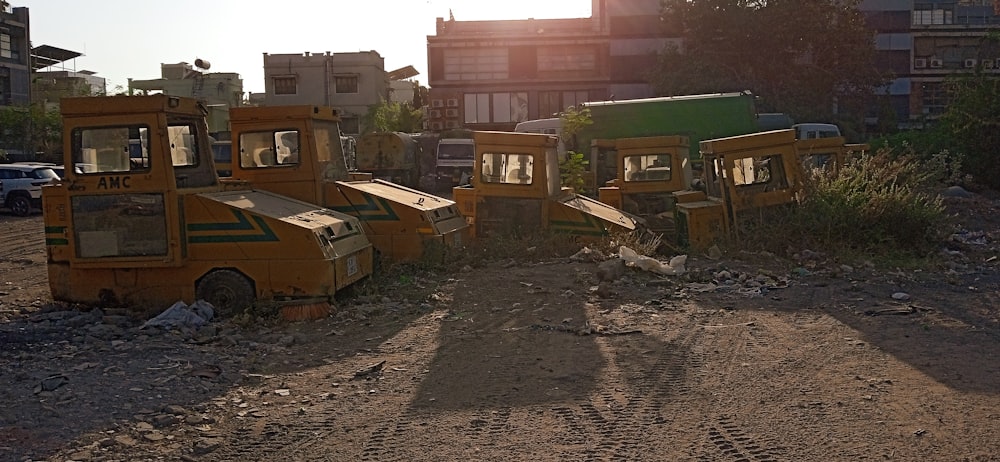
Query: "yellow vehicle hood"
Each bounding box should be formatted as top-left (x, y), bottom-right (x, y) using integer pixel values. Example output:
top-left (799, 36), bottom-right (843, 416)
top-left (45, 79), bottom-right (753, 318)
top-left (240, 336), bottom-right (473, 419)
top-left (200, 190), bottom-right (363, 234)
top-left (556, 192), bottom-right (638, 231)
top-left (335, 179), bottom-right (456, 212)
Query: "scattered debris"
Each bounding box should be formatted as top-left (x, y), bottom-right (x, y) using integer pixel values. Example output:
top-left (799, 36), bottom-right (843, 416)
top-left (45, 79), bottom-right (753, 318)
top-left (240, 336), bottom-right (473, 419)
top-left (355, 360), bottom-right (386, 379)
top-left (619, 246), bottom-right (687, 276)
top-left (865, 305), bottom-right (916, 316)
top-left (141, 300), bottom-right (214, 330)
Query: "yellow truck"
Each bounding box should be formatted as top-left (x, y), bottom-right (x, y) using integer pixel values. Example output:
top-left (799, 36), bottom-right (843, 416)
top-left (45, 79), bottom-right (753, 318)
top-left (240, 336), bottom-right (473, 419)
top-left (674, 129), bottom-right (806, 249)
top-left (226, 105), bottom-right (467, 263)
top-left (43, 95), bottom-right (374, 315)
top-left (452, 131), bottom-right (638, 239)
top-left (597, 135), bottom-right (693, 235)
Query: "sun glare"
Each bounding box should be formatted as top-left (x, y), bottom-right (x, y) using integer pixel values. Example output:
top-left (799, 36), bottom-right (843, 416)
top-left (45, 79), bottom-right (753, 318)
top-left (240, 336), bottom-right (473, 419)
top-left (440, 1), bottom-right (593, 21)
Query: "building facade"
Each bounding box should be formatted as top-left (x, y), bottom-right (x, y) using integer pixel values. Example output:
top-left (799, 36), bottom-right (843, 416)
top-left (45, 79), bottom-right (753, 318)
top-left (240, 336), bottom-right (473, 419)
top-left (425, 0), bottom-right (675, 132)
top-left (32, 70), bottom-right (105, 109)
top-left (128, 62), bottom-right (244, 136)
top-left (0, 5), bottom-right (30, 107)
top-left (427, 0), bottom-right (1000, 132)
top-left (261, 51), bottom-right (389, 135)
top-left (861, 0), bottom-right (1000, 128)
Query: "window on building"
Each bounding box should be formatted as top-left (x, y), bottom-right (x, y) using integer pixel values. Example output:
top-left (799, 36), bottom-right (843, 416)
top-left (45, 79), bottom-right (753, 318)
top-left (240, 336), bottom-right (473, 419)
top-left (913, 4), bottom-right (953, 25)
top-left (0, 34), bottom-right (11, 59)
top-left (335, 75), bottom-right (359, 94)
top-left (538, 90), bottom-right (591, 117)
top-left (463, 92), bottom-right (528, 124)
top-left (340, 117), bottom-right (360, 135)
top-left (444, 48), bottom-right (509, 81)
top-left (273, 76), bottom-right (297, 95)
top-left (538, 46), bottom-right (597, 74)
top-left (920, 82), bottom-right (950, 116)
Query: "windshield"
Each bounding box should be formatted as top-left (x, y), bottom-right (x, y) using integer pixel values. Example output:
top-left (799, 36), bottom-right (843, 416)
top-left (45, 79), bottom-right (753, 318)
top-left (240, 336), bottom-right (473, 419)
top-left (438, 143), bottom-right (474, 160)
top-left (32, 168), bottom-right (59, 180)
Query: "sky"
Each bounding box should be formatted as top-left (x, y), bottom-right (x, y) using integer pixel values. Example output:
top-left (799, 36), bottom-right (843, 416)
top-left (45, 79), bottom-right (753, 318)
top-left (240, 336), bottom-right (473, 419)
top-left (18, 0), bottom-right (593, 94)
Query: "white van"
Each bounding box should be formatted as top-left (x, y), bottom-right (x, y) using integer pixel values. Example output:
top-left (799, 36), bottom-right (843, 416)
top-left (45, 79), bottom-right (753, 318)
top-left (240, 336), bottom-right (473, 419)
top-left (514, 118), bottom-right (566, 159)
top-left (513, 118), bottom-right (561, 135)
top-left (792, 123), bottom-right (841, 140)
top-left (435, 138), bottom-right (475, 187)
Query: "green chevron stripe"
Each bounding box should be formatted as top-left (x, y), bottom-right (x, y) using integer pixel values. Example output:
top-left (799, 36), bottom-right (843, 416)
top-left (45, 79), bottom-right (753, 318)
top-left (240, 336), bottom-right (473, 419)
top-left (329, 193), bottom-right (401, 222)
top-left (45, 226), bottom-right (69, 246)
top-left (549, 213), bottom-right (610, 237)
top-left (187, 209), bottom-right (279, 243)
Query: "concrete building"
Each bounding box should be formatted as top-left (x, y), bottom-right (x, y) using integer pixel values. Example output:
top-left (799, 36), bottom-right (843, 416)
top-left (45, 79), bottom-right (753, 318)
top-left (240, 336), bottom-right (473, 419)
top-left (860, 1), bottom-right (1000, 128)
top-left (128, 61), bottom-right (244, 136)
top-left (0, 4), bottom-right (30, 107)
top-left (424, 0), bottom-right (672, 132)
top-left (32, 69), bottom-right (106, 110)
top-left (261, 51), bottom-right (389, 135)
top-left (426, 0), bottom-right (1000, 132)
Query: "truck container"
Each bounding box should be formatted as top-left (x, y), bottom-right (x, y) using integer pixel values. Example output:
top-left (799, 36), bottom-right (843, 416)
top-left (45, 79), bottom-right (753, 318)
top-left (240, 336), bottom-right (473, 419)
top-left (354, 132), bottom-right (419, 188)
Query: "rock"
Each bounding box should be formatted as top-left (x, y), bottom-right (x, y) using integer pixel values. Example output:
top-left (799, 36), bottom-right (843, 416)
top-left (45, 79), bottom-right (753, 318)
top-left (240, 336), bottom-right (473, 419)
top-left (707, 245), bottom-right (723, 260)
top-left (891, 292), bottom-right (911, 301)
top-left (941, 185), bottom-right (972, 198)
top-left (596, 258), bottom-right (626, 282)
top-left (114, 435), bottom-right (138, 447)
top-left (193, 437), bottom-right (223, 455)
top-left (152, 413), bottom-right (180, 428)
top-left (163, 404), bottom-right (188, 415)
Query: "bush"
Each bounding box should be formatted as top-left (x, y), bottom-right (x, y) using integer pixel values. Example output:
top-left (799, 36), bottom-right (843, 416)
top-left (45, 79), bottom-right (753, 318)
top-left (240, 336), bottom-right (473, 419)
top-left (738, 149), bottom-right (946, 260)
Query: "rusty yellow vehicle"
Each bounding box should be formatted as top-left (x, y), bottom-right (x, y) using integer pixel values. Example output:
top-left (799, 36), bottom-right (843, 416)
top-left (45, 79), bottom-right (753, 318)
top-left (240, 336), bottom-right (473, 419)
top-left (355, 132), bottom-right (420, 188)
top-left (597, 135), bottom-right (693, 235)
top-left (452, 131), bottom-right (638, 239)
top-left (43, 95), bottom-right (374, 315)
top-left (674, 129), bottom-right (806, 249)
top-left (226, 105), bottom-right (467, 263)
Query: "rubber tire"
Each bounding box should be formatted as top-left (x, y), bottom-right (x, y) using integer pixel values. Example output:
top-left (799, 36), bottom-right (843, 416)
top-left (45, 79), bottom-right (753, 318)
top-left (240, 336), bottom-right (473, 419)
top-left (196, 269), bottom-right (255, 318)
top-left (8, 195), bottom-right (31, 217)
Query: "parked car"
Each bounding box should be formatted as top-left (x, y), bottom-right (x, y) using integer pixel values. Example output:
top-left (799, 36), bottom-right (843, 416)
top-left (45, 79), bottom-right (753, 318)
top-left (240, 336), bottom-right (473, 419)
top-left (0, 163), bottom-right (59, 216)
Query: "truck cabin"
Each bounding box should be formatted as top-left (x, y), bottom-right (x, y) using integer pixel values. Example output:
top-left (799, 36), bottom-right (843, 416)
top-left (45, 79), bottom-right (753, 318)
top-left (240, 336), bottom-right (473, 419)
top-left (700, 129), bottom-right (802, 214)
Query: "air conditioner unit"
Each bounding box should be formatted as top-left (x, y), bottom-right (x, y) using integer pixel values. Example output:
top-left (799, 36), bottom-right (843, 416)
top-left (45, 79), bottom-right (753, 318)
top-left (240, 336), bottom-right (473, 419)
top-left (983, 59), bottom-right (995, 69)
top-left (446, 98), bottom-right (459, 107)
top-left (964, 58), bottom-right (977, 68)
top-left (929, 58), bottom-right (943, 68)
top-left (429, 109), bottom-right (442, 119)
top-left (445, 120), bottom-right (460, 129)
top-left (445, 108), bottom-right (459, 118)
top-left (430, 122), bottom-right (444, 131)
top-left (914, 58), bottom-right (927, 69)
top-left (431, 99), bottom-right (444, 108)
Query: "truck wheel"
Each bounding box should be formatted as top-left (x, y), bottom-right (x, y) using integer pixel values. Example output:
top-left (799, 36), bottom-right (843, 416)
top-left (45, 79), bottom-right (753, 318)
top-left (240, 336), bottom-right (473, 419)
top-left (8, 195), bottom-right (31, 217)
top-left (196, 269), bottom-right (255, 318)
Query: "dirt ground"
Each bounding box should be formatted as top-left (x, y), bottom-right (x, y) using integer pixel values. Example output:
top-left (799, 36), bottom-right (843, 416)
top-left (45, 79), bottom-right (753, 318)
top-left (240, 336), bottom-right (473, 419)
top-left (1, 190), bottom-right (999, 462)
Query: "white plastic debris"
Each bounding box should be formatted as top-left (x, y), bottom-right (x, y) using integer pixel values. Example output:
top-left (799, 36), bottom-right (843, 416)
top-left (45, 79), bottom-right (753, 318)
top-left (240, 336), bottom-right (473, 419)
top-left (141, 300), bottom-right (215, 329)
top-left (619, 246), bottom-right (687, 276)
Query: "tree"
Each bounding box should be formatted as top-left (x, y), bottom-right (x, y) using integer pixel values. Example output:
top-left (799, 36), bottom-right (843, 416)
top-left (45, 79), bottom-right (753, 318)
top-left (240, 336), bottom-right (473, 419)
top-left (937, 32), bottom-right (1000, 189)
top-left (0, 105), bottom-right (62, 160)
top-left (361, 101), bottom-right (424, 134)
top-left (557, 105), bottom-right (593, 192)
top-left (653, 0), bottom-right (886, 134)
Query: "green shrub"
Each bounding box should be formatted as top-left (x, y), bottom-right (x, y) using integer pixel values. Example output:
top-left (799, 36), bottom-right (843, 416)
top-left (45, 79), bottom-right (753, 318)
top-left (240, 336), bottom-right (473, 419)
top-left (738, 149), bottom-right (946, 261)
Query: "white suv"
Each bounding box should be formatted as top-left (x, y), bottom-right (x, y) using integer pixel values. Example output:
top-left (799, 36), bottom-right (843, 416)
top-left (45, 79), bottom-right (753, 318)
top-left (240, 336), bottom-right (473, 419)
top-left (0, 163), bottom-right (59, 216)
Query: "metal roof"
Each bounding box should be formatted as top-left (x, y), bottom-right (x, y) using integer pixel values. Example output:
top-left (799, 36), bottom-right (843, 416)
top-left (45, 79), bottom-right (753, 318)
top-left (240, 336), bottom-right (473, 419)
top-left (31, 44), bottom-right (82, 70)
top-left (387, 65), bottom-right (419, 81)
